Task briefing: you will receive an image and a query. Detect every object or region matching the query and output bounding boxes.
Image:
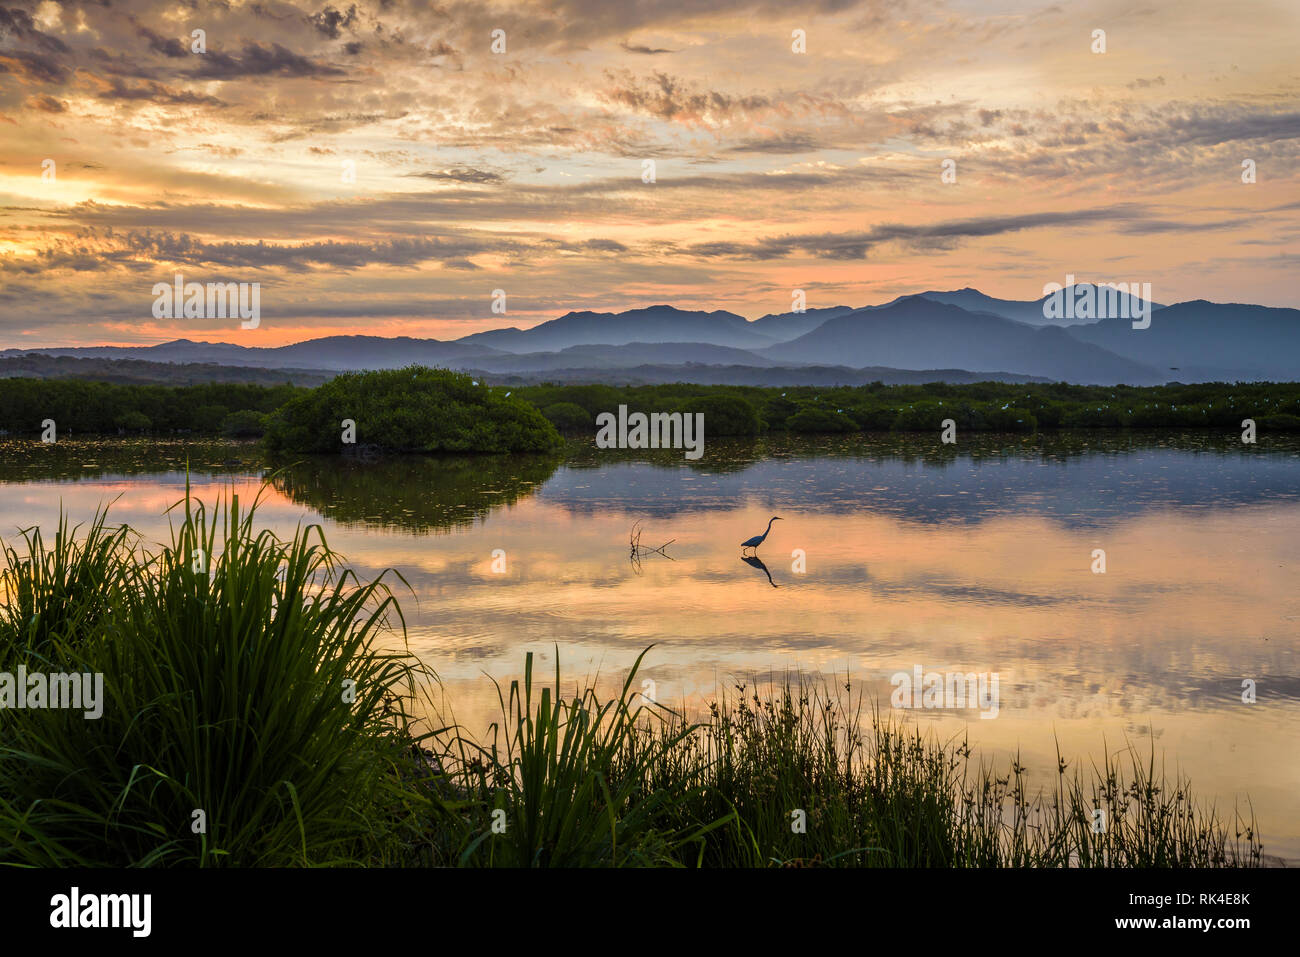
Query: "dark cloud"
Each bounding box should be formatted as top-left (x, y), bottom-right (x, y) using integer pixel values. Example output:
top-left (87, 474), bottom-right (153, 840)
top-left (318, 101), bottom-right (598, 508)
top-left (601, 71), bottom-right (771, 123)
top-left (686, 207), bottom-right (1151, 261)
top-left (574, 238), bottom-right (628, 253)
top-left (87, 46), bottom-right (161, 80)
top-left (619, 40), bottom-right (676, 55)
top-left (1117, 217), bottom-right (1253, 235)
top-left (0, 7), bottom-right (70, 55)
top-left (89, 76), bottom-right (226, 107)
top-left (24, 93), bottom-right (65, 112)
top-left (136, 26), bottom-right (189, 59)
top-left (406, 167), bottom-right (508, 185)
top-left (33, 230), bottom-right (510, 272)
top-left (0, 50), bottom-right (72, 84)
top-left (1164, 109), bottom-right (1300, 147)
top-left (727, 134), bottom-right (823, 154)
top-left (189, 42), bottom-right (346, 78)
top-left (308, 4), bottom-right (359, 39)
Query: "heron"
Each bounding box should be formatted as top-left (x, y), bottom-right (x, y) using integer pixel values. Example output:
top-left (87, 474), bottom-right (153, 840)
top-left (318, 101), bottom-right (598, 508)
top-left (741, 516), bottom-right (782, 553)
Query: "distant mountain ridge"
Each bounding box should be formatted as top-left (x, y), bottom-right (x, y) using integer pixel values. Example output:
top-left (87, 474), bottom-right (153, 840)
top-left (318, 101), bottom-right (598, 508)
top-left (917, 285), bottom-right (1164, 326)
top-left (765, 297), bottom-right (1167, 385)
top-left (457, 305), bottom-right (779, 352)
top-left (4, 287), bottom-right (1296, 385)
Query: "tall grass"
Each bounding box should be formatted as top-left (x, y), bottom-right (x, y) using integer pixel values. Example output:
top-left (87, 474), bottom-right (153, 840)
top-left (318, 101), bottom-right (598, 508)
top-left (430, 650), bottom-right (732, 867)
top-left (0, 487), bottom-right (433, 866)
top-left (0, 504), bottom-right (134, 661)
top-left (432, 663), bottom-right (1264, 868)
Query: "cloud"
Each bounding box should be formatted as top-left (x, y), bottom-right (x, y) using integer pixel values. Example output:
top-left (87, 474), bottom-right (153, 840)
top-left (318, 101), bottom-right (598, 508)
top-left (308, 5), bottom-right (359, 39)
top-left (0, 7), bottom-right (70, 55)
top-left (619, 40), bottom-right (676, 55)
top-left (135, 26), bottom-right (189, 59)
top-left (189, 42), bottom-right (346, 79)
top-left (727, 134), bottom-right (823, 154)
top-left (83, 74), bottom-right (226, 106)
top-left (600, 71), bottom-right (772, 124)
top-left (24, 92), bottom-right (65, 112)
top-left (0, 230), bottom-right (517, 274)
top-left (686, 207), bottom-right (1152, 261)
top-left (406, 167), bottom-right (509, 185)
top-left (0, 50), bottom-right (71, 84)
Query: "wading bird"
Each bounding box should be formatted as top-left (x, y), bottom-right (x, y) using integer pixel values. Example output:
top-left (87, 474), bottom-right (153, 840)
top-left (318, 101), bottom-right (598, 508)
top-left (741, 516), bottom-right (782, 554)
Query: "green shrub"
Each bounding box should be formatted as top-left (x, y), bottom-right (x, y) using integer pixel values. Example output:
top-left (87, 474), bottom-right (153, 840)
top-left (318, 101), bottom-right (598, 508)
top-left (221, 409), bottom-right (267, 437)
top-left (787, 406), bottom-right (856, 433)
top-left (192, 404), bottom-right (230, 432)
top-left (682, 394), bottom-right (761, 436)
top-left (1061, 404), bottom-right (1124, 428)
top-left (1257, 413), bottom-right (1300, 431)
top-left (970, 403), bottom-right (1037, 432)
top-left (114, 410), bottom-right (152, 432)
top-left (540, 401), bottom-right (592, 433)
top-left (845, 404), bottom-right (897, 431)
top-left (890, 403), bottom-right (946, 432)
top-left (262, 366), bottom-right (562, 454)
top-left (760, 395), bottom-right (799, 431)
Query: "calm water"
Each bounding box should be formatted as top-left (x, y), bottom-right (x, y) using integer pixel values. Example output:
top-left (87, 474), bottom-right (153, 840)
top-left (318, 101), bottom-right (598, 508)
top-left (3, 433), bottom-right (1298, 862)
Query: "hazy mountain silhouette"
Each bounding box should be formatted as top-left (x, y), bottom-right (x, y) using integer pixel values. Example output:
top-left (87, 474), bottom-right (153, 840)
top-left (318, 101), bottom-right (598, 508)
top-left (922, 285), bottom-right (1165, 326)
top-left (919, 285), bottom-right (1164, 326)
top-left (4, 289), bottom-right (1295, 385)
top-left (765, 297), bottom-right (1167, 384)
top-left (0, 353), bottom-right (336, 386)
top-left (747, 306), bottom-right (854, 341)
top-left (465, 364), bottom-right (1050, 387)
top-left (467, 341), bottom-right (779, 373)
top-left (1, 336), bottom-right (498, 372)
top-left (457, 305), bottom-right (777, 352)
top-left (1067, 300), bottom-right (1300, 381)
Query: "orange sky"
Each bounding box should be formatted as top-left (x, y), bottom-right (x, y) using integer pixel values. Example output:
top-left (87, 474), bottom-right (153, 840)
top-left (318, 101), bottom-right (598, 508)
top-left (1, 0), bottom-right (1297, 347)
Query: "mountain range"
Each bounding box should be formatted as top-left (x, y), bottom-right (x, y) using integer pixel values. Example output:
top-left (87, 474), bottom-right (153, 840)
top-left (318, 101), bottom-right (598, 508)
top-left (5, 286), bottom-right (1296, 386)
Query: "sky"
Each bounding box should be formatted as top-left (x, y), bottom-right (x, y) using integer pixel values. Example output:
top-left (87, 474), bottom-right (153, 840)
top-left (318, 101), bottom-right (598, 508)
top-left (0, 0), bottom-right (1296, 347)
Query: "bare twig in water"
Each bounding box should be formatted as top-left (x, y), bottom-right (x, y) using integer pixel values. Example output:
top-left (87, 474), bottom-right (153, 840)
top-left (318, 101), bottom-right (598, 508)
top-left (630, 520), bottom-right (675, 573)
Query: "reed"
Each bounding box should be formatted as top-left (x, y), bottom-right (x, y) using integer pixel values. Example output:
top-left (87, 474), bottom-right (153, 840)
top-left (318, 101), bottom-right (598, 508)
top-left (0, 486), bottom-right (433, 866)
top-left (427, 658), bottom-right (1262, 868)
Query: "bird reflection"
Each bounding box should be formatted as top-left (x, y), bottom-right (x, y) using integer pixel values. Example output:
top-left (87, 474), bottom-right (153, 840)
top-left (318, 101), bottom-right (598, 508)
top-left (741, 554), bottom-right (778, 587)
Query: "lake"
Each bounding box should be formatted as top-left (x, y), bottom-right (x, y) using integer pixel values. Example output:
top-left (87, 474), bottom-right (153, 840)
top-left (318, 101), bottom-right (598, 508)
top-left (2, 432), bottom-right (1297, 862)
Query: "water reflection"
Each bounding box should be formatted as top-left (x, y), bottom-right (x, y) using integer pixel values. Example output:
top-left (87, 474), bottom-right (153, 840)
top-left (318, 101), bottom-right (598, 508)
top-left (269, 452), bottom-right (562, 534)
top-left (741, 554), bottom-right (779, 587)
top-left (5, 433), bottom-right (1296, 535)
top-left (544, 433), bottom-right (1300, 527)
